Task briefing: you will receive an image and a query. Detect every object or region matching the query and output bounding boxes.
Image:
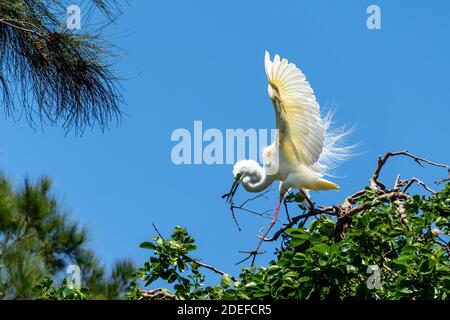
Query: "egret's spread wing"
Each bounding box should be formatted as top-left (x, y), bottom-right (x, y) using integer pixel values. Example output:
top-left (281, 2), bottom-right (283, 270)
top-left (264, 51), bottom-right (324, 166)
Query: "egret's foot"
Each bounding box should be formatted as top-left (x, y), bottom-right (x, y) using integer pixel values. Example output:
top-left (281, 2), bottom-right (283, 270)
top-left (257, 227), bottom-right (274, 241)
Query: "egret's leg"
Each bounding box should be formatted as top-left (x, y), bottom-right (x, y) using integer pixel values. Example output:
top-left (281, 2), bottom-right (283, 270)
top-left (239, 193), bottom-right (285, 266)
top-left (270, 194), bottom-right (283, 229)
top-left (255, 193), bottom-right (283, 243)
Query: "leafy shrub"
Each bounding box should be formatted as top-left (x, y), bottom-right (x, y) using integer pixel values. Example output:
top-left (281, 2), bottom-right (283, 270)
top-left (128, 184), bottom-right (450, 300)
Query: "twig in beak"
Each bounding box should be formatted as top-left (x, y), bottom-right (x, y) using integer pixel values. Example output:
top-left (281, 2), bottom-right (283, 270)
top-left (230, 205), bottom-right (241, 231)
top-left (222, 173), bottom-right (241, 204)
top-left (222, 173), bottom-right (243, 230)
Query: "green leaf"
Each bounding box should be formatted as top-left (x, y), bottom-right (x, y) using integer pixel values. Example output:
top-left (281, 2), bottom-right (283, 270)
top-left (139, 242), bottom-right (156, 250)
top-left (329, 243), bottom-right (341, 257)
top-left (400, 288), bottom-right (413, 294)
top-left (267, 265), bottom-right (282, 275)
top-left (177, 259), bottom-right (186, 272)
top-left (297, 276), bottom-right (311, 283)
top-left (290, 235), bottom-right (309, 247)
top-left (346, 265), bottom-right (357, 273)
top-left (312, 243), bottom-right (329, 254)
top-left (245, 282), bottom-right (257, 288)
top-left (401, 245), bottom-right (417, 255)
top-left (220, 274), bottom-right (233, 289)
top-left (340, 242), bottom-right (352, 253)
top-left (318, 258), bottom-right (327, 267)
top-left (285, 228), bottom-right (304, 235)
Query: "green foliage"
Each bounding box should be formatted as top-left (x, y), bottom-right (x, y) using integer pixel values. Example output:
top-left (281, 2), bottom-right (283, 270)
top-left (127, 226), bottom-right (204, 300)
top-left (3, 165), bottom-right (448, 300)
top-left (33, 277), bottom-right (90, 300)
top-left (0, 174), bottom-right (135, 299)
top-left (130, 184), bottom-right (450, 300)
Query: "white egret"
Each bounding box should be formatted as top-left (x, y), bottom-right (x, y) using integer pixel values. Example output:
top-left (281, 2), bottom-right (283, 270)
top-left (225, 51), bottom-right (353, 235)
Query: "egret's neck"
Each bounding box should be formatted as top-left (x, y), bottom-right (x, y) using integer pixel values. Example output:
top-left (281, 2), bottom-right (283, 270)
top-left (242, 169), bottom-right (275, 193)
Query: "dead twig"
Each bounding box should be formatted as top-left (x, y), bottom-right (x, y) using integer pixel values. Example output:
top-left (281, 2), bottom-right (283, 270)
top-left (403, 177), bottom-right (436, 194)
top-left (183, 255), bottom-right (237, 282)
top-left (370, 150), bottom-right (449, 191)
top-left (226, 188), bottom-right (273, 231)
top-left (139, 288), bottom-right (176, 300)
top-left (152, 223), bottom-right (165, 240)
top-left (283, 198), bottom-right (292, 224)
top-left (236, 250), bottom-right (266, 266)
top-left (436, 177), bottom-right (450, 186)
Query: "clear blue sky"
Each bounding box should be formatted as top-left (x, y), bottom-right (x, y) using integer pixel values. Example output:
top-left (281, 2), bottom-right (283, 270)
top-left (1, 0), bottom-right (450, 285)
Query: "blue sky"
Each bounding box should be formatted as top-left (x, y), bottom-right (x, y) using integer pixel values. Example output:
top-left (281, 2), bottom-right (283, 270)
top-left (1, 0), bottom-right (450, 285)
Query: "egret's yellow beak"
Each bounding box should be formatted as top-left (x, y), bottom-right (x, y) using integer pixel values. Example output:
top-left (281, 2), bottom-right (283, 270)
top-left (222, 173), bottom-right (242, 204)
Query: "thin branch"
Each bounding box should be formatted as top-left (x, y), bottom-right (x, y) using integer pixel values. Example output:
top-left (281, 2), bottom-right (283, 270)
top-left (152, 223), bottom-right (165, 240)
top-left (0, 18), bottom-right (46, 38)
top-left (436, 177), bottom-right (450, 186)
top-left (236, 250), bottom-right (265, 266)
top-left (370, 150), bottom-right (449, 190)
top-left (403, 177), bottom-right (436, 194)
top-left (232, 206), bottom-right (274, 219)
top-left (229, 206), bottom-right (241, 231)
top-left (239, 188), bottom-right (272, 207)
top-left (183, 255), bottom-right (237, 282)
top-left (283, 199), bottom-right (292, 224)
top-left (139, 288), bottom-right (176, 300)
top-left (237, 205), bottom-right (338, 266)
top-left (263, 209), bottom-right (334, 242)
top-left (394, 174), bottom-right (401, 190)
top-left (228, 188), bottom-right (274, 230)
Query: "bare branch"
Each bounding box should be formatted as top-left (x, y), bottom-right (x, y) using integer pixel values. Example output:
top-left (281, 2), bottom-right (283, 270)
top-left (139, 288), bottom-right (176, 300)
top-left (370, 150), bottom-right (449, 191)
top-left (236, 250), bottom-right (265, 266)
top-left (228, 188), bottom-right (274, 230)
top-left (152, 223), bottom-right (165, 240)
top-left (183, 255), bottom-right (237, 282)
top-left (403, 177), bottom-right (436, 194)
top-left (264, 209), bottom-right (335, 242)
top-left (436, 177), bottom-right (450, 186)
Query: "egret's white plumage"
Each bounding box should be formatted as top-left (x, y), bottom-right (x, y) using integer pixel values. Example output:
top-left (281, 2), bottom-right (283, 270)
top-left (230, 51), bottom-right (352, 200)
top-left (225, 51), bottom-right (353, 247)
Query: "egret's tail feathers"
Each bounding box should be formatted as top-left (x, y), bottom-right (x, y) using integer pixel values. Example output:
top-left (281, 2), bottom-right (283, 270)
top-left (314, 178), bottom-right (340, 191)
top-left (316, 110), bottom-right (356, 176)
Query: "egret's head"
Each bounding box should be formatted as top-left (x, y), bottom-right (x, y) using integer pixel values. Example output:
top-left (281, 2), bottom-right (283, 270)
top-left (223, 160), bottom-right (262, 204)
top-left (232, 159), bottom-right (262, 182)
